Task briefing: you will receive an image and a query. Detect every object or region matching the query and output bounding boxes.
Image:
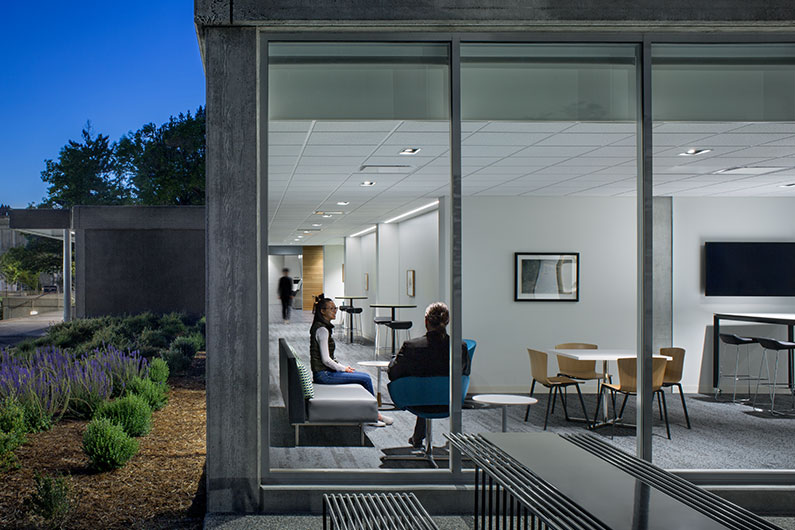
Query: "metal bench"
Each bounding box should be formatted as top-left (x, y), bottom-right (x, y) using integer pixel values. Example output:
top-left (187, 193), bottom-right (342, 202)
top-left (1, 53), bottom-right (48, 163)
top-left (322, 493), bottom-right (439, 530)
top-left (447, 432), bottom-right (782, 530)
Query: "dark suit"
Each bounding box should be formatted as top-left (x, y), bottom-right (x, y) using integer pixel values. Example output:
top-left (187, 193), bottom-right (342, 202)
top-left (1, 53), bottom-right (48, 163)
top-left (278, 275), bottom-right (293, 320)
top-left (387, 330), bottom-right (471, 443)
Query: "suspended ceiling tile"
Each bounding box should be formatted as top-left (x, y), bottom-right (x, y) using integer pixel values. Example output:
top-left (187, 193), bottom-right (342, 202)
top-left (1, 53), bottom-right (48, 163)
top-left (397, 121), bottom-right (450, 133)
top-left (371, 145), bottom-right (448, 157)
top-left (268, 120), bottom-right (313, 132)
top-left (707, 133), bottom-right (794, 146)
top-left (721, 146), bottom-right (795, 158)
top-left (383, 132), bottom-right (450, 145)
top-left (269, 132), bottom-right (310, 145)
top-left (536, 133), bottom-right (631, 147)
top-left (648, 133), bottom-right (715, 147)
top-left (302, 145), bottom-right (375, 157)
top-left (308, 131), bottom-right (384, 145)
top-left (564, 122), bottom-right (636, 134)
top-left (463, 132), bottom-right (552, 146)
top-left (462, 145), bottom-right (526, 157)
top-left (478, 121), bottom-right (572, 133)
top-left (513, 145), bottom-right (597, 158)
top-left (729, 123), bottom-right (795, 134)
top-left (651, 122), bottom-right (745, 134)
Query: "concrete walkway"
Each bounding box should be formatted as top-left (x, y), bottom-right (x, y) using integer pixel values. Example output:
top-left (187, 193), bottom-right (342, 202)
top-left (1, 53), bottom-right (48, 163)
top-left (0, 311), bottom-right (62, 348)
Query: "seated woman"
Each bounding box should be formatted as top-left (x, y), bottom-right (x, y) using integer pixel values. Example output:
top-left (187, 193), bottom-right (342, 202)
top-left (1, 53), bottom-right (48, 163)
top-left (387, 302), bottom-right (471, 448)
top-left (310, 294), bottom-right (393, 426)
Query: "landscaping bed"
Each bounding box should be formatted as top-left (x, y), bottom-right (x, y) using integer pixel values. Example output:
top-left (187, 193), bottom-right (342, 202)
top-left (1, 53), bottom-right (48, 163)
top-left (0, 355), bottom-right (206, 529)
top-left (0, 314), bottom-right (207, 529)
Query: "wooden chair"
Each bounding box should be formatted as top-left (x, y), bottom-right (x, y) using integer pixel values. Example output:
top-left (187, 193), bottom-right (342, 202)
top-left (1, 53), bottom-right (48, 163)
top-left (525, 348), bottom-right (591, 430)
top-left (555, 342), bottom-right (609, 391)
top-left (595, 357), bottom-right (671, 439)
top-left (660, 347), bottom-right (691, 429)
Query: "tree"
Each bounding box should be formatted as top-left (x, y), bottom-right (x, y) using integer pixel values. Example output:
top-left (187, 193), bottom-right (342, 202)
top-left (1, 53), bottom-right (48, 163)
top-left (0, 236), bottom-right (61, 291)
top-left (116, 107), bottom-right (205, 205)
top-left (40, 125), bottom-right (130, 208)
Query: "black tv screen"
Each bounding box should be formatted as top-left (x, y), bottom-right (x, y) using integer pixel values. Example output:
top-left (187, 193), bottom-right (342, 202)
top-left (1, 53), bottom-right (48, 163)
top-left (705, 242), bottom-right (795, 296)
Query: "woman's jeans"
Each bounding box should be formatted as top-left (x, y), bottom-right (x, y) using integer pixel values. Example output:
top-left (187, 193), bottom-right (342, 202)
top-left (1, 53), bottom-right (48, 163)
top-left (313, 369), bottom-right (375, 395)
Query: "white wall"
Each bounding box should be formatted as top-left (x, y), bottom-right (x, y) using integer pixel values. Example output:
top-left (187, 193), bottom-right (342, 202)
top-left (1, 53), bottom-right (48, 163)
top-left (463, 197), bottom-right (637, 394)
top-left (398, 211), bottom-right (439, 329)
top-left (323, 244), bottom-right (344, 322)
top-left (673, 197), bottom-right (795, 392)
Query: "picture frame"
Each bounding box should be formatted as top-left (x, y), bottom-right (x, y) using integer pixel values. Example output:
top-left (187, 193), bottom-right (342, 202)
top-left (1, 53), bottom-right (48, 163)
top-left (364, 272), bottom-right (369, 291)
top-left (407, 269), bottom-right (415, 297)
top-left (514, 252), bottom-right (579, 302)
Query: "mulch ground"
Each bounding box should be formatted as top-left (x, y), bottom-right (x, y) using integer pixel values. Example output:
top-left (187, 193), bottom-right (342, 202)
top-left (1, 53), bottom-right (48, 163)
top-left (0, 355), bottom-right (207, 529)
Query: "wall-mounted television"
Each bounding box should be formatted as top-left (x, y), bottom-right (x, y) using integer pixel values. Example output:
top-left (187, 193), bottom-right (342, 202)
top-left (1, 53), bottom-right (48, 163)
top-left (705, 242), bottom-right (795, 296)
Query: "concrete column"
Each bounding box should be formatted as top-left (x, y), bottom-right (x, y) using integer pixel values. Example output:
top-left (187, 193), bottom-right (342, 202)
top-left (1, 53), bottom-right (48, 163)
top-left (62, 230), bottom-right (71, 322)
top-left (653, 196), bottom-right (673, 352)
top-left (205, 26), bottom-right (261, 513)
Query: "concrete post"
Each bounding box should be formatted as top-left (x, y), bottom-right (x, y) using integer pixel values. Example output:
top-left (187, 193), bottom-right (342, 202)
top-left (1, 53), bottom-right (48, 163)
top-left (63, 229), bottom-right (71, 322)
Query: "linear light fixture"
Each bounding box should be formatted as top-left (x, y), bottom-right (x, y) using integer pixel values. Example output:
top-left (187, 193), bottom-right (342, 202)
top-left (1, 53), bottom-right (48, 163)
top-left (779, 183), bottom-right (795, 188)
top-left (350, 225), bottom-right (376, 238)
top-left (314, 210), bottom-right (344, 215)
top-left (312, 223), bottom-right (322, 227)
top-left (336, 201), bottom-right (350, 206)
top-left (384, 200), bottom-right (440, 224)
top-left (360, 181), bottom-right (376, 187)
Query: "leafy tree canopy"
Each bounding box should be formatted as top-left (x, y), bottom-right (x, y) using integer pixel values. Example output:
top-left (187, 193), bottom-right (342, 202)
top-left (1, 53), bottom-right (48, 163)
top-left (0, 236), bottom-right (62, 290)
top-left (117, 107), bottom-right (205, 206)
top-left (40, 125), bottom-right (130, 209)
top-left (38, 107), bottom-right (205, 208)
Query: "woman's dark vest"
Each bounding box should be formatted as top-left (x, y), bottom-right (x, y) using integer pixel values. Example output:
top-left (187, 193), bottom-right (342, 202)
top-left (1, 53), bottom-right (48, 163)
top-left (309, 319), bottom-right (336, 373)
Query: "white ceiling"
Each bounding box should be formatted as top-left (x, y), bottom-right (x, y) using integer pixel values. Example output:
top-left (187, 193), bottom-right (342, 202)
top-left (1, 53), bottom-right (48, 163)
top-left (268, 120), bottom-right (795, 245)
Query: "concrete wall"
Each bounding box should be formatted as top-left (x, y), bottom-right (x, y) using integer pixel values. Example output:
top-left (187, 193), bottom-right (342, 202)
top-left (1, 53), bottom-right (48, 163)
top-left (72, 206), bottom-right (205, 318)
top-left (204, 26), bottom-right (261, 513)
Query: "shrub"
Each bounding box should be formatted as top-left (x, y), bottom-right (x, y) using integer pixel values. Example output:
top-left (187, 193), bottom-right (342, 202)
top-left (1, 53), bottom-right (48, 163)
top-left (119, 312), bottom-right (159, 337)
top-left (159, 312), bottom-right (187, 341)
top-left (127, 376), bottom-right (168, 411)
top-left (139, 328), bottom-right (169, 349)
top-left (163, 349), bottom-right (192, 374)
top-left (197, 315), bottom-right (206, 337)
top-left (170, 336), bottom-right (197, 359)
top-left (23, 402), bottom-right (53, 433)
top-left (148, 358), bottom-right (169, 385)
top-left (0, 398), bottom-right (27, 473)
top-left (93, 394), bottom-right (152, 437)
top-left (187, 331), bottom-right (205, 352)
top-left (25, 471), bottom-right (73, 529)
top-left (82, 417), bottom-right (138, 471)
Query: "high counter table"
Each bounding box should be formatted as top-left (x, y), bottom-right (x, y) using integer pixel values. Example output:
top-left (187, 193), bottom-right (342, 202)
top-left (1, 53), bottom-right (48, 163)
top-left (713, 312), bottom-right (795, 395)
top-left (335, 295), bottom-right (368, 343)
top-left (369, 303), bottom-right (417, 355)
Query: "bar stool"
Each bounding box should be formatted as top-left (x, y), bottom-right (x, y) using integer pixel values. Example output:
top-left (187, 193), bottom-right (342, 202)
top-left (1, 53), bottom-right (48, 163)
top-left (718, 333), bottom-right (758, 403)
top-left (753, 337), bottom-right (795, 414)
top-left (385, 321), bottom-right (412, 357)
top-left (337, 305), bottom-right (352, 341)
top-left (373, 316), bottom-right (392, 359)
top-left (348, 307), bottom-right (364, 343)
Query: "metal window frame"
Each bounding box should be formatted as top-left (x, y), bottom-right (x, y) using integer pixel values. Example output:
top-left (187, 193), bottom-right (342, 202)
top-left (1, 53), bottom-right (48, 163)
top-left (257, 29), bottom-right (795, 487)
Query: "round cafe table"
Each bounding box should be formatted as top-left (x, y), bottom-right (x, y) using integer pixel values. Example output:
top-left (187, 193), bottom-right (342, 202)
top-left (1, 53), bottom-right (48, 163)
top-left (357, 360), bottom-right (391, 408)
top-left (472, 394), bottom-right (538, 432)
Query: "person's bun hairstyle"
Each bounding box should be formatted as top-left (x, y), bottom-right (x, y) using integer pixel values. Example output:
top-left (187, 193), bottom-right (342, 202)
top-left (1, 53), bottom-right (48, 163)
top-left (425, 302), bottom-right (449, 329)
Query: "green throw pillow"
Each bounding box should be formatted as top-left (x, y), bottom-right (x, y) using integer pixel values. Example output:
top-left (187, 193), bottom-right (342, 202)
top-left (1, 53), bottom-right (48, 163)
top-left (294, 357), bottom-right (315, 399)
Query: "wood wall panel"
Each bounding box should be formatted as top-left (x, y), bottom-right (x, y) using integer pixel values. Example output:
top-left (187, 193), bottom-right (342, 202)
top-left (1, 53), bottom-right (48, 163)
top-left (302, 246), bottom-right (324, 310)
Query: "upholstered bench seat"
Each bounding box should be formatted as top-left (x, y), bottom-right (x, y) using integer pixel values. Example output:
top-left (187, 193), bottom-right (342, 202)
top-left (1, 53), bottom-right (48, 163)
top-left (307, 383), bottom-right (378, 423)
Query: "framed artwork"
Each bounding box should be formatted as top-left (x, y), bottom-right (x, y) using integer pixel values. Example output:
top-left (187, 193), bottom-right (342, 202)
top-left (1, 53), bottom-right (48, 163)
top-left (364, 272), bottom-right (369, 291)
top-left (407, 269), bottom-right (415, 297)
top-left (514, 252), bottom-right (579, 302)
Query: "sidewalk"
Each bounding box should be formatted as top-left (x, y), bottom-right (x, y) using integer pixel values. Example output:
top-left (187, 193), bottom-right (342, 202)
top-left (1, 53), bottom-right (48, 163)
top-left (0, 311), bottom-right (62, 348)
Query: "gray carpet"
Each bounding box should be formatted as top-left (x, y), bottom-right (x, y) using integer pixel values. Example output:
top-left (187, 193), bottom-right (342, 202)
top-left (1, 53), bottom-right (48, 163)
top-left (268, 305), bottom-right (795, 471)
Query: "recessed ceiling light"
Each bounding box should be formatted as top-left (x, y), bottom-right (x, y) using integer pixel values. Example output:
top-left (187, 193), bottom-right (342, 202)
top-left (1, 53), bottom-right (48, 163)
top-left (296, 235), bottom-right (303, 238)
top-left (779, 183), bottom-right (795, 188)
top-left (303, 231), bottom-right (312, 234)
top-left (399, 148), bottom-right (421, 155)
top-left (360, 181), bottom-right (375, 187)
top-left (293, 239), bottom-right (301, 242)
top-left (312, 223), bottom-right (322, 227)
top-left (336, 201), bottom-right (350, 206)
top-left (678, 148), bottom-right (712, 156)
top-left (322, 214), bottom-right (333, 218)
top-left (359, 165), bottom-right (411, 173)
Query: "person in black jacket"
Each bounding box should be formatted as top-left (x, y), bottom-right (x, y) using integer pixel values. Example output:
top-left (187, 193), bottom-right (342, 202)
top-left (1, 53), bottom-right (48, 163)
top-left (278, 268), bottom-right (294, 323)
top-left (387, 302), bottom-right (471, 448)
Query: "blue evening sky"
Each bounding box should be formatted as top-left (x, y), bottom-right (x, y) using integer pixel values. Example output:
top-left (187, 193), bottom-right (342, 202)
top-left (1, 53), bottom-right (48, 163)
top-left (0, 2), bottom-right (206, 208)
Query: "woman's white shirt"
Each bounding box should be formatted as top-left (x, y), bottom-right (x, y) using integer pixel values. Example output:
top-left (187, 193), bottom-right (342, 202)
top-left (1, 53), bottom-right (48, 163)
top-left (315, 326), bottom-right (346, 371)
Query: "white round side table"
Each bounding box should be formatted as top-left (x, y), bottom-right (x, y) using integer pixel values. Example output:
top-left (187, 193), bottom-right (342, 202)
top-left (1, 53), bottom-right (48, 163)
top-left (472, 394), bottom-right (538, 432)
top-left (357, 360), bottom-right (390, 407)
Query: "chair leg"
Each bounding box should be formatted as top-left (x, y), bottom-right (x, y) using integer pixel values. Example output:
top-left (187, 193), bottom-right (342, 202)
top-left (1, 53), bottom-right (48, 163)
top-left (574, 383), bottom-right (591, 428)
top-left (676, 383), bottom-right (691, 429)
top-left (657, 391), bottom-right (663, 420)
top-left (753, 349), bottom-right (769, 409)
top-left (525, 380), bottom-right (536, 422)
top-left (659, 390), bottom-right (671, 440)
top-left (559, 386), bottom-right (571, 421)
top-left (610, 390), bottom-right (618, 440)
top-left (617, 393), bottom-right (629, 420)
top-left (593, 385), bottom-right (603, 426)
top-left (543, 386), bottom-right (554, 430)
